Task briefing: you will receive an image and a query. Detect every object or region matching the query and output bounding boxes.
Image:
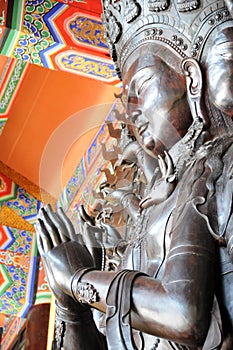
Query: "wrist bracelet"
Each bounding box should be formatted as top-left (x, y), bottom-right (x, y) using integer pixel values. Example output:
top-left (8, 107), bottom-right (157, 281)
top-left (55, 301), bottom-right (93, 348)
top-left (71, 267), bottom-right (98, 305)
top-left (55, 301), bottom-right (92, 324)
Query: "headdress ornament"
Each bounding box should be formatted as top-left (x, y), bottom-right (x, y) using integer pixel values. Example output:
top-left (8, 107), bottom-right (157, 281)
top-left (101, 0), bottom-right (232, 78)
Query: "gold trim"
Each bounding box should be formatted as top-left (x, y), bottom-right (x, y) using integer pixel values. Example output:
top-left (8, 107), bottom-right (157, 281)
top-left (0, 161), bottom-right (56, 207)
top-left (0, 206), bottom-right (35, 232)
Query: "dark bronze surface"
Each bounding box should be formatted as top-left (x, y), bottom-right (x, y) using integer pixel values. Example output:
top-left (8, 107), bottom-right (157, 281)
top-left (36, 1), bottom-right (233, 349)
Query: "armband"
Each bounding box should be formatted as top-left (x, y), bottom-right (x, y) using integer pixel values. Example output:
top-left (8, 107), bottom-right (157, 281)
top-left (71, 267), bottom-right (98, 305)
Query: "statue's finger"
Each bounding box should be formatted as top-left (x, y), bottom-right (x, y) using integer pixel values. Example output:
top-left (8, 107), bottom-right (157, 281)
top-left (82, 222), bottom-right (102, 249)
top-left (139, 196), bottom-right (152, 209)
top-left (57, 207), bottom-right (76, 240)
top-left (35, 225), bottom-right (54, 289)
top-left (158, 155), bottom-right (166, 177)
top-left (35, 221), bottom-right (44, 255)
top-left (45, 204), bottom-right (68, 243)
top-left (164, 151), bottom-right (174, 177)
top-left (38, 207), bottom-right (45, 221)
top-left (79, 205), bottom-right (95, 226)
top-left (41, 258), bottom-right (55, 293)
top-left (36, 219), bottom-right (53, 253)
top-left (40, 208), bottom-right (61, 247)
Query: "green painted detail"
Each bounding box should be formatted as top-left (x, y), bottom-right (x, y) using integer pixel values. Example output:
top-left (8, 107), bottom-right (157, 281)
top-left (0, 265), bottom-right (13, 297)
top-left (7, 187), bottom-right (39, 219)
top-left (13, 32), bottom-right (52, 66)
top-left (0, 60), bottom-right (27, 114)
top-left (35, 293), bottom-right (52, 303)
top-left (1, 29), bottom-right (19, 56)
top-left (31, 232), bottom-right (38, 257)
top-left (0, 265), bottom-right (28, 315)
top-left (12, 0), bottom-right (25, 30)
top-left (26, 0), bottom-right (54, 14)
top-left (0, 181), bottom-right (18, 206)
top-left (5, 228), bottom-right (33, 256)
top-left (24, 0), bottom-right (57, 41)
top-left (13, 0), bottom-right (59, 66)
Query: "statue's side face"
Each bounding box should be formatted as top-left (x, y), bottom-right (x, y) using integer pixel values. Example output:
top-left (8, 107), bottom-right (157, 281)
top-left (125, 55), bottom-right (193, 157)
top-left (206, 26), bottom-right (233, 117)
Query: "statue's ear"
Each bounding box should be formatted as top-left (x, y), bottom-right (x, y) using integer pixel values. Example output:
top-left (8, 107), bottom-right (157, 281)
top-left (181, 58), bottom-right (209, 128)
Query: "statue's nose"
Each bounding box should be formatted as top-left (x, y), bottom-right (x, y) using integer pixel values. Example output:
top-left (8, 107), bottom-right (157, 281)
top-left (130, 109), bottom-right (141, 120)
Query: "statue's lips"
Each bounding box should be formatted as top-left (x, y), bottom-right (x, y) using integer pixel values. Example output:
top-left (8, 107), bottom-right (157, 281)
top-left (138, 122), bottom-right (149, 136)
top-left (137, 122), bottom-right (156, 151)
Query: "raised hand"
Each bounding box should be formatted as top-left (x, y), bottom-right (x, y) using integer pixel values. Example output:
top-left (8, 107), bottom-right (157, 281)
top-left (36, 205), bottom-right (94, 311)
top-left (139, 151), bottom-right (176, 209)
top-left (78, 205), bottom-right (105, 270)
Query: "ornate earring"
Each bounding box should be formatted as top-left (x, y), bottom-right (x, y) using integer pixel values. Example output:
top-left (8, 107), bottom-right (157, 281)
top-left (181, 58), bottom-right (209, 152)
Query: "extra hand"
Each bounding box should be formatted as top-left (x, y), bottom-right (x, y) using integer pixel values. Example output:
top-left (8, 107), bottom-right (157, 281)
top-left (140, 151), bottom-right (176, 209)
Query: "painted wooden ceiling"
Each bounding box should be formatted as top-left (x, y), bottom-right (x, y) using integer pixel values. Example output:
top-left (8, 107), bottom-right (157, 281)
top-left (0, 0), bottom-right (119, 194)
top-left (0, 2), bottom-right (120, 348)
top-left (0, 0), bottom-right (115, 81)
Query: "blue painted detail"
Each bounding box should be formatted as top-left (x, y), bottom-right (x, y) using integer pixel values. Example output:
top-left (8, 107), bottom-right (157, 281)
top-left (20, 255), bottom-right (38, 318)
top-left (59, 53), bottom-right (117, 79)
top-left (40, 42), bottom-right (64, 68)
top-left (68, 16), bottom-right (108, 49)
top-left (1, 227), bottom-right (15, 250)
top-left (43, 3), bottom-right (66, 44)
top-left (65, 157), bottom-right (86, 204)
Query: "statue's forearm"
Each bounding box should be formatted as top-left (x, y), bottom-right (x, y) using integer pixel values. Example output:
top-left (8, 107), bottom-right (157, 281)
top-left (82, 267), bottom-right (212, 347)
top-left (80, 202), bottom-right (216, 347)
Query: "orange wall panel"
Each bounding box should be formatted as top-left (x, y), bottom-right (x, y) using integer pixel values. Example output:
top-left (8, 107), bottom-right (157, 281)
top-left (0, 63), bottom-right (118, 198)
top-left (0, 56), bottom-right (9, 77)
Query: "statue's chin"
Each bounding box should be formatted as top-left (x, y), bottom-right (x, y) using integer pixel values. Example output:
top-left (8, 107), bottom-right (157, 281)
top-left (142, 137), bottom-right (162, 158)
top-left (143, 136), bottom-right (155, 151)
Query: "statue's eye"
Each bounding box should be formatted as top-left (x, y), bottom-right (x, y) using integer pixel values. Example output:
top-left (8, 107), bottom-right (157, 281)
top-left (220, 51), bottom-right (233, 59)
top-left (136, 73), bottom-right (154, 96)
top-left (215, 42), bottom-right (233, 60)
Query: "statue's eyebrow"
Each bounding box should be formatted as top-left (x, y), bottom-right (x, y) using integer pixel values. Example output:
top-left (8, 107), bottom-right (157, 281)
top-left (136, 74), bottom-right (154, 96)
top-left (215, 41), bottom-right (233, 50)
top-left (211, 41), bottom-right (233, 59)
top-left (133, 68), bottom-right (155, 96)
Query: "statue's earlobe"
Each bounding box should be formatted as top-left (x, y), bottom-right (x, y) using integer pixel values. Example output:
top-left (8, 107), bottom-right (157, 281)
top-left (181, 58), bottom-right (209, 129)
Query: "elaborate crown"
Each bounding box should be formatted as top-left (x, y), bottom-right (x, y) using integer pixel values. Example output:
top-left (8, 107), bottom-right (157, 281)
top-left (101, 0), bottom-right (232, 78)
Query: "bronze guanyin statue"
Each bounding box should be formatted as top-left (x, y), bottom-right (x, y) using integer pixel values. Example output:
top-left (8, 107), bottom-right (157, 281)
top-left (36, 1), bottom-right (233, 349)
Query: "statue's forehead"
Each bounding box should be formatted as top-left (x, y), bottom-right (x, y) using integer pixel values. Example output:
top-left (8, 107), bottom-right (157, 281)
top-left (122, 43), bottom-right (184, 82)
top-left (212, 26), bottom-right (233, 45)
top-left (202, 24), bottom-right (233, 63)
